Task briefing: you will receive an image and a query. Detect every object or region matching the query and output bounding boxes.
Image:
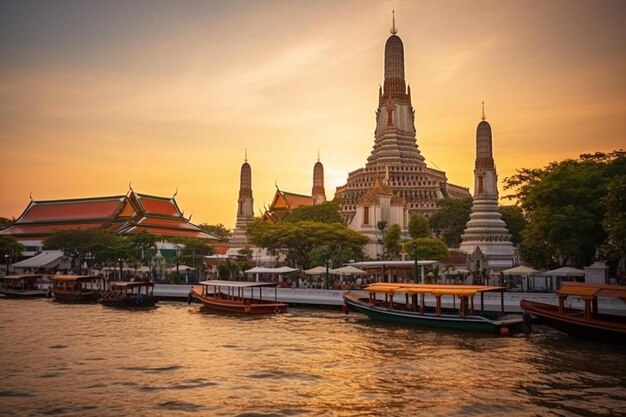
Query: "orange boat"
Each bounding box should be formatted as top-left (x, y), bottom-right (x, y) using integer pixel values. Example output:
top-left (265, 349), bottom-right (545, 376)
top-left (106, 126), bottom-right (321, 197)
top-left (51, 275), bottom-right (103, 303)
top-left (521, 282), bottom-right (626, 344)
top-left (191, 280), bottom-right (287, 314)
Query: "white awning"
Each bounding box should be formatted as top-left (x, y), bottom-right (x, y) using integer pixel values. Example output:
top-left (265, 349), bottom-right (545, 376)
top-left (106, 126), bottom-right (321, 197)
top-left (11, 250), bottom-right (65, 269)
top-left (544, 267), bottom-right (585, 277)
top-left (244, 266), bottom-right (298, 274)
top-left (502, 265), bottom-right (540, 276)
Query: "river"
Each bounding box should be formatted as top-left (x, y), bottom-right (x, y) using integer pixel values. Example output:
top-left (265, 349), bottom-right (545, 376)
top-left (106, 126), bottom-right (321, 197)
top-left (0, 298), bottom-right (624, 416)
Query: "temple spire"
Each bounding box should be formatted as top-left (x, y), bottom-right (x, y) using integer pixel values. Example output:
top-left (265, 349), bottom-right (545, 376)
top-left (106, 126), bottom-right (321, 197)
top-left (481, 101), bottom-right (486, 121)
top-left (390, 10), bottom-right (398, 35)
top-left (244, 148), bottom-right (248, 163)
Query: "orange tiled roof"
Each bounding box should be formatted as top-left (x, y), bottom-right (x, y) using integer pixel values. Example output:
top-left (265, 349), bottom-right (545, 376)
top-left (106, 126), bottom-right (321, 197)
top-left (1, 191), bottom-right (216, 241)
top-left (17, 196), bottom-right (125, 223)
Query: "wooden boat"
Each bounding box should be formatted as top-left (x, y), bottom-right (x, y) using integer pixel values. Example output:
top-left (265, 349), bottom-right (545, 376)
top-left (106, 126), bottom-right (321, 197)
top-left (191, 280), bottom-right (288, 314)
top-left (100, 281), bottom-right (158, 308)
top-left (343, 283), bottom-right (528, 336)
top-left (0, 274), bottom-right (47, 298)
top-left (51, 275), bottom-right (103, 303)
top-left (521, 282), bottom-right (626, 344)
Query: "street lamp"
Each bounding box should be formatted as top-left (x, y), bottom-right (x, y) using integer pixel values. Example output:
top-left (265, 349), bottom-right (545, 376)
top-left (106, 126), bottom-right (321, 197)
top-left (412, 242), bottom-right (419, 282)
top-left (4, 253), bottom-right (9, 274)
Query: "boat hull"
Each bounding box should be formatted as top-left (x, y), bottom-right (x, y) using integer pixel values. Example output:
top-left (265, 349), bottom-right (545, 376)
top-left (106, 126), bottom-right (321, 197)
top-left (0, 288), bottom-right (48, 298)
top-left (53, 290), bottom-right (100, 303)
top-left (101, 295), bottom-right (158, 308)
top-left (344, 293), bottom-right (525, 335)
top-left (521, 299), bottom-right (626, 344)
top-left (192, 287), bottom-right (287, 314)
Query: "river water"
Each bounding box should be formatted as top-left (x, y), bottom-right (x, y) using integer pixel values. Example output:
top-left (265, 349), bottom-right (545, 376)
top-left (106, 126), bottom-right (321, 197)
top-left (0, 299), bottom-right (624, 417)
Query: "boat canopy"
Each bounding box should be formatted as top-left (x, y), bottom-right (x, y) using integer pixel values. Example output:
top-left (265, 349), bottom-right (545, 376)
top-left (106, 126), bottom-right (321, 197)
top-left (110, 281), bottom-right (154, 288)
top-left (558, 282), bottom-right (626, 301)
top-left (198, 280), bottom-right (280, 288)
top-left (365, 283), bottom-right (505, 296)
top-left (0, 274), bottom-right (42, 282)
top-left (52, 275), bottom-right (103, 282)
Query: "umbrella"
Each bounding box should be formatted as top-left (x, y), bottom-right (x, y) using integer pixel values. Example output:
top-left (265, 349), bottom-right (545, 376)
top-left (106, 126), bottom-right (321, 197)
top-left (304, 266), bottom-right (328, 275)
top-left (544, 266), bottom-right (585, 277)
top-left (137, 266), bottom-right (151, 272)
top-left (502, 265), bottom-right (540, 276)
top-left (329, 266), bottom-right (367, 275)
top-left (167, 265), bottom-right (196, 272)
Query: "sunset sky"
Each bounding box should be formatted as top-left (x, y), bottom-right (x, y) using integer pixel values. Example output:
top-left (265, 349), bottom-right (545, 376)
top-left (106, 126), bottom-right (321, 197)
top-left (1, 0), bottom-right (624, 228)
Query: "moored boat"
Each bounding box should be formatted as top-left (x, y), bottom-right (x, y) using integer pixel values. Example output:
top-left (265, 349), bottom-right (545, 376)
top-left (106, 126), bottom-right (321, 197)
top-left (521, 282), bottom-right (626, 344)
top-left (100, 281), bottom-right (158, 308)
top-left (344, 283), bottom-right (529, 336)
top-left (191, 280), bottom-right (288, 314)
top-left (0, 274), bottom-right (47, 298)
top-left (52, 275), bottom-right (103, 303)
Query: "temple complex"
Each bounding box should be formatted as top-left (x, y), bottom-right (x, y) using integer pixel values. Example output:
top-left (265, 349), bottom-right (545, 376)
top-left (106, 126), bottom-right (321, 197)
top-left (459, 106), bottom-right (515, 273)
top-left (335, 13), bottom-right (470, 230)
top-left (0, 190), bottom-right (217, 256)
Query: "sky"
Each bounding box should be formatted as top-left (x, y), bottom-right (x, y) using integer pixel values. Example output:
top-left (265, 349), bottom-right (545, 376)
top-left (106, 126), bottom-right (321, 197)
top-left (1, 0), bottom-right (624, 228)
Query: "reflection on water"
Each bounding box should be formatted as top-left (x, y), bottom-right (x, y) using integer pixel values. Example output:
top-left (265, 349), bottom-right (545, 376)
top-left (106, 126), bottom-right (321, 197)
top-left (0, 298), bottom-right (624, 416)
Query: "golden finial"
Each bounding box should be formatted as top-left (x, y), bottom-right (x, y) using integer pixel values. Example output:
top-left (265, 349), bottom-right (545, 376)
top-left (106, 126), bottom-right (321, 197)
top-left (317, 149), bottom-right (320, 162)
top-left (244, 148), bottom-right (248, 163)
top-left (390, 10), bottom-right (398, 35)
top-left (481, 101), bottom-right (486, 121)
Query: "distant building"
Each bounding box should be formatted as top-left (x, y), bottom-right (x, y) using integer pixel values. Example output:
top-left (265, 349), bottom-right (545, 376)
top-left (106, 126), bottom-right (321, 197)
top-left (334, 14), bottom-right (469, 257)
top-left (459, 106), bottom-right (516, 273)
top-left (0, 190), bottom-right (217, 256)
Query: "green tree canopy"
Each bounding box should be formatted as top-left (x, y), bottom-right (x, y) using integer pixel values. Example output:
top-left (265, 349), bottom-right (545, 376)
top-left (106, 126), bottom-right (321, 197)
top-left (428, 197), bottom-right (472, 247)
top-left (283, 200), bottom-right (343, 224)
top-left (402, 237), bottom-right (449, 262)
top-left (198, 223), bottom-right (231, 242)
top-left (602, 175), bottom-right (626, 261)
top-left (383, 224), bottom-right (402, 259)
top-left (0, 235), bottom-right (24, 258)
top-left (499, 205), bottom-right (527, 245)
top-left (43, 229), bottom-right (129, 269)
top-left (0, 217), bottom-right (13, 230)
top-left (504, 150), bottom-right (625, 268)
top-left (408, 214), bottom-right (430, 239)
top-left (247, 219), bottom-right (367, 270)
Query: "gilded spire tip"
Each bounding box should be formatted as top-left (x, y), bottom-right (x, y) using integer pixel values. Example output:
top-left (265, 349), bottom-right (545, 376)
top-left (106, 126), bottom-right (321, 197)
top-left (390, 10), bottom-right (398, 35)
top-left (244, 148), bottom-right (248, 163)
top-left (481, 101), bottom-right (486, 121)
top-left (317, 149), bottom-right (320, 162)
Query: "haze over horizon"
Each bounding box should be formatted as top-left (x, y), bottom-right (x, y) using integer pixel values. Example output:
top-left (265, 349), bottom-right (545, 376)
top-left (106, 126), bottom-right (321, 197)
top-left (1, 0), bottom-right (624, 228)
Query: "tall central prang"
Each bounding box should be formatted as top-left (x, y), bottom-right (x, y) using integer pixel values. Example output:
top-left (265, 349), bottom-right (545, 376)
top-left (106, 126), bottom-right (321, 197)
top-left (335, 13), bottom-right (469, 228)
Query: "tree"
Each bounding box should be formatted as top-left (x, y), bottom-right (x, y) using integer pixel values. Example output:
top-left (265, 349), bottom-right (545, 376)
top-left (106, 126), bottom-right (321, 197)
top-left (383, 224), bottom-right (402, 259)
top-left (283, 200), bottom-right (343, 224)
top-left (127, 231), bottom-right (157, 264)
top-left (428, 197), bottom-right (472, 247)
top-left (0, 236), bottom-right (24, 269)
top-left (504, 150), bottom-right (625, 268)
top-left (0, 217), bottom-right (13, 230)
top-left (499, 205), bottom-right (527, 245)
top-left (408, 214), bottom-right (430, 239)
top-left (402, 238), bottom-right (448, 262)
top-left (43, 229), bottom-right (128, 270)
top-left (198, 223), bottom-right (231, 243)
top-left (602, 175), bottom-right (626, 261)
top-left (247, 220), bottom-right (368, 270)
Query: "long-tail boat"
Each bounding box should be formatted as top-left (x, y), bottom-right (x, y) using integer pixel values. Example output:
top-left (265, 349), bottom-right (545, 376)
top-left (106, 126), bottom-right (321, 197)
top-left (191, 280), bottom-right (288, 314)
top-left (521, 282), bottom-right (626, 344)
top-left (0, 274), bottom-right (47, 298)
top-left (343, 283), bottom-right (528, 336)
top-left (100, 281), bottom-right (158, 308)
top-left (51, 275), bottom-right (103, 303)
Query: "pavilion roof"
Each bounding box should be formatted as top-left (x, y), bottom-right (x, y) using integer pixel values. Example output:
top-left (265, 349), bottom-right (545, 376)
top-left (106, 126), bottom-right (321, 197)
top-left (1, 190), bottom-right (213, 241)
